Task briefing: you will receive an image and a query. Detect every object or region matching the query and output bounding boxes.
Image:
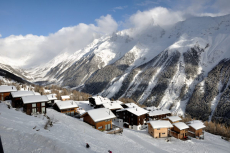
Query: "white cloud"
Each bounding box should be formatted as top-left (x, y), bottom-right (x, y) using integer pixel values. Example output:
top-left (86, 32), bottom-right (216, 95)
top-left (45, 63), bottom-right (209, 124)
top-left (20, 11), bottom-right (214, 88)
top-left (112, 6), bottom-right (128, 12)
top-left (124, 7), bottom-right (184, 29)
top-left (0, 34), bottom-right (2, 37)
top-left (0, 14), bottom-right (118, 68)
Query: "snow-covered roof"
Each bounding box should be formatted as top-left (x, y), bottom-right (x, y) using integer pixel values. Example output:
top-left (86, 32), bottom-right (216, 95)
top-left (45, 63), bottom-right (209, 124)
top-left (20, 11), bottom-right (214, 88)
top-left (55, 100), bottom-right (78, 110)
top-left (148, 120), bottom-right (173, 129)
top-left (11, 91), bottom-right (35, 98)
top-left (173, 122), bottom-right (189, 130)
top-left (84, 108), bottom-right (116, 122)
top-left (61, 95), bottom-right (70, 99)
top-left (111, 100), bottom-right (123, 105)
top-left (148, 109), bottom-right (171, 116)
top-left (117, 107), bottom-right (149, 116)
top-left (0, 85), bottom-right (17, 92)
top-left (188, 122), bottom-right (206, 130)
top-left (166, 116), bottom-right (182, 122)
top-left (102, 103), bottom-right (123, 110)
top-left (34, 92), bottom-right (41, 95)
top-left (91, 96), bottom-right (111, 105)
top-left (46, 94), bottom-right (57, 100)
top-left (144, 106), bottom-right (157, 111)
top-left (123, 103), bottom-right (139, 108)
top-left (22, 95), bottom-right (49, 104)
top-left (186, 120), bottom-right (203, 124)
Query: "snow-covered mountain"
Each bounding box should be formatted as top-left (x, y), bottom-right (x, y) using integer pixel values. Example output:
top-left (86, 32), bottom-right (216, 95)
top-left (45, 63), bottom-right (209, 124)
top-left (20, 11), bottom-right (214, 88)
top-left (1, 14), bottom-right (230, 125)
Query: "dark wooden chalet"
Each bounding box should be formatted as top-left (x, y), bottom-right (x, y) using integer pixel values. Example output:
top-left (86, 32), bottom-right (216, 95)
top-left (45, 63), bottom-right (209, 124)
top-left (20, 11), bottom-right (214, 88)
top-left (147, 109), bottom-right (171, 121)
top-left (116, 107), bottom-right (149, 130)
top-left (88, 96), bottom-right (110, 108)
top-left (170, 122), bottom-right (189, 139)
top-left (53, 100), bottom-right (78, 116)
top-left (0, 85), bottom-right (17, 101)
top-left (10, 91), bottom-right (35, 108)
top-left (22, 95), bottom-right (49, 115)
top-left (81, 108), bottom-right (116, 131)
top-left (46, 94), bottom-right (57, 107)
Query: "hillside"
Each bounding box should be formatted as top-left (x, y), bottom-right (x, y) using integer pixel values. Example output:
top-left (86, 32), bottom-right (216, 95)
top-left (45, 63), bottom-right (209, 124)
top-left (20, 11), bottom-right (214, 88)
top-left (0, 101), bottom-right (230, 153)
top-left (1, 14), bottom-right (230, 125)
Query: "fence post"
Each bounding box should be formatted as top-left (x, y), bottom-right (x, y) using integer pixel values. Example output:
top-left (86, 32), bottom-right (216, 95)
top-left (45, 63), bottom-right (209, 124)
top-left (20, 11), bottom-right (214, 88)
top-left (0, 135), bottom-right (4, 153)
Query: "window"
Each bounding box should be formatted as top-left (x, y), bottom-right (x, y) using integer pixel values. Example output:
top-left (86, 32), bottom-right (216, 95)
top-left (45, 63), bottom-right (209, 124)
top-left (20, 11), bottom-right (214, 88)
top-left (98, 126), bottom-right (103, 129)
top-left (41, 103), bottom-right (45, 106)
top-left (162, 133), bottom-right (165, 134)
top-left (105, 124), bottom-right (111, 130)
top-left (32, 103), bottom-right (36, 107)
top-left (157, 128), bottom-right (160, 130)
top-left (42, 107), bottom-right (45, 114)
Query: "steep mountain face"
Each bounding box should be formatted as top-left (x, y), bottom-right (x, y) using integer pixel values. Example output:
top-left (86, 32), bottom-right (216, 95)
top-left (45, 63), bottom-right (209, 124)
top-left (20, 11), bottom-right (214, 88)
top-left (1, 14), bottom-right (230, 125)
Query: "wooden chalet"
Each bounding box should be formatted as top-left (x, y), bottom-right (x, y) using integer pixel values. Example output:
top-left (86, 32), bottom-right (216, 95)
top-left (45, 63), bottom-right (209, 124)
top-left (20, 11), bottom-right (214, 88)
top-left (148, 120), bottom-right (173, 138)
top-left (22, 95), bottom-right (49, 115)
top-left (0, 85), bottom-right (17, 101)
top-left (10, 91), bottom-right (35, 108)
top-left (147, 109), bottom-right (171, 121)
top-left (163, 116), bottom-right (182, 124)
top-left (46, 94), bottom-right (57, 107)
top-left (170, 122), bottom-right (189, 139)
top-left (53, 100), bottom-right (78, 116)
top-left (102, 102), bottom-right (123, 115)
top-left (81, 108), bottom-right (116, 131)
top-left (116, 106), bottom-right (149, 130)
top-left (61, 95), bottom-right (70, 101)
top-left (120, 103), bottom-right (139, 109)
top-left (88, 96), bottom-right (110, 108)
top-left (187, 120), bottom-right (205, 138)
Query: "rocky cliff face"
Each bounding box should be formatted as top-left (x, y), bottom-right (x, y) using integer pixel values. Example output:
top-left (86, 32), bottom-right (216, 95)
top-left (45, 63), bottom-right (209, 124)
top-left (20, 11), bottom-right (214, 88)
top-left (2, 14), bottom-right (230, 125)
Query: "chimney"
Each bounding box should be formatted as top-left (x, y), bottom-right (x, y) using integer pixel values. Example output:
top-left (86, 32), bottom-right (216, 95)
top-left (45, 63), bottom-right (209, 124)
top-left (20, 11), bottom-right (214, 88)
top-left (12, 87), bottom-right (13, 89)
top-left (136, 108), bottom-right (137, 111)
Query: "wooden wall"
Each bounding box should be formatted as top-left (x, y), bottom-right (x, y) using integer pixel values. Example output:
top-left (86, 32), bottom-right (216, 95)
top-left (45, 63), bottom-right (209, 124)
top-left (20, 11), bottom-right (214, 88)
top-left (0, 92), bottom-right (11, 101)
top-left (171, 126), bottom-right (188, 139)
top-left (148, 123), bottom-right (169, 138)
top-left (116, 110), bottom-right (147, 126)
top-left (188, 126), bottom-right (203, 137)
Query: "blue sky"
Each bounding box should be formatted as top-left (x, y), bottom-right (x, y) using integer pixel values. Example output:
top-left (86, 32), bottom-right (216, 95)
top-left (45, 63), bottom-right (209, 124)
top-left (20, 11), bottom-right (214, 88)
top-left (0, 0), bottom-right (169, 37)
top-left (0, 0), bottom-right (230, 68)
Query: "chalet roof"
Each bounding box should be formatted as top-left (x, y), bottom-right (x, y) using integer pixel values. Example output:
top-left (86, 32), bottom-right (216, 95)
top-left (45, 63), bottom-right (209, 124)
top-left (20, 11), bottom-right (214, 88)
top-left (55, 100), bottom-right (78, 110)
top-left (144, 106), bottom-right (157, 111)
top-left (148, 109), bottom-right (171, 116)
top-left (34, 92), bottom-right (41, 95)
top-left (111, 100), bottom-right (123, 105)
top-left (102, 103), bottom-right (123, 110)
top-left (46, 94), bottom-right (57, 100)
top-left (91, 96), bottom-right (110, 105)
top-left (173, 122), bottom-right (189, 130)
top-left (22, 95), bottom-right (49, 104)
top-left (61, 95), bottom-right (70, 99)
top-left (188, 122), bottom-right (206, 130)
top-left (83, 108), bottom-right (116, 122)
top-left (11, 91), bottom-right (35, 98)
top-left (186, 120), bottom-right (203, 124)
top-left (117, 107), bottom-right (149, 116)
top-left (148, 120), bottom-right (173, 129)
top-left (123, 103), bottom-right (139, 108)
top-left (166, 116), bottom-right (182, 122)
top-left (0, 85), bottom-right (17, 93)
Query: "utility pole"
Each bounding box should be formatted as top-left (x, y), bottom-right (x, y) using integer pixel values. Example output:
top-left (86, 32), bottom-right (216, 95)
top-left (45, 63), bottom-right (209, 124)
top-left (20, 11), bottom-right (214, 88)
top-left (0, 136), bottom-right (4, 153)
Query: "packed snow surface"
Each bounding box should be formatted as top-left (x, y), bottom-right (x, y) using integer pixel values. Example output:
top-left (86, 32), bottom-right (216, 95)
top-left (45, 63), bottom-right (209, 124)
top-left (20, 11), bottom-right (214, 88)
top-left (0, 102), bottom-right (230, 153)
